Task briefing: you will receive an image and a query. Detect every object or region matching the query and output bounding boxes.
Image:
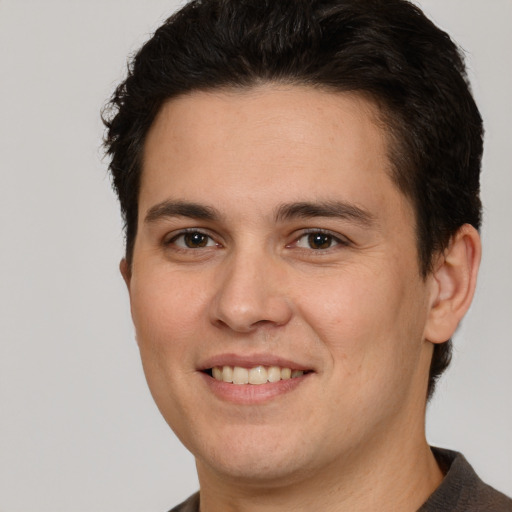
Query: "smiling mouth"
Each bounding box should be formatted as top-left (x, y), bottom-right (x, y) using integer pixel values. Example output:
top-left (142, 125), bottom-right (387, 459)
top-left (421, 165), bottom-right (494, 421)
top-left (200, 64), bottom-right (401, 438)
top-left (205, 365), bottom-right (311, 385)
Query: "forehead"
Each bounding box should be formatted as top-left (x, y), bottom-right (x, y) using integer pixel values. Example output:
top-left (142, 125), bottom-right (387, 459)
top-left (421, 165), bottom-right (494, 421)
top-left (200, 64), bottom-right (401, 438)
top-left (140, 85), bottom-right (409, 222)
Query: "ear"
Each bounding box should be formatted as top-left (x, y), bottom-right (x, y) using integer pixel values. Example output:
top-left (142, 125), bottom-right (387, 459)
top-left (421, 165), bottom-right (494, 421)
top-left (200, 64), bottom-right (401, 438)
top-left (120, 258), bottom-right (131, 290)
top-left (424, 224), bottom-right (481, 344)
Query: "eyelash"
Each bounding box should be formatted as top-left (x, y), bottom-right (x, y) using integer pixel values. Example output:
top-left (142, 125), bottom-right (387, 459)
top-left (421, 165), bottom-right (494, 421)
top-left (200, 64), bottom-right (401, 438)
top-left (165, 229), bottom-right (221, 250)
top-left (164, 228), bottom-right (349, 252)
top-left (290, 229), bottom-right (350, 251)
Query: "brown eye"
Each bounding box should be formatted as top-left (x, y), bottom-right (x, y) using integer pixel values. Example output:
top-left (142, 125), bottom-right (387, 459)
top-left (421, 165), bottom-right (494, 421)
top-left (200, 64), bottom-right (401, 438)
top-left (291, 230), bottom-right (347, 251)
top-left (184, 232), bottom-right (208, 248)
top-left (171, 231), bottom-right (216, 249)
top-left (307, 233), bottom-right (334, 249)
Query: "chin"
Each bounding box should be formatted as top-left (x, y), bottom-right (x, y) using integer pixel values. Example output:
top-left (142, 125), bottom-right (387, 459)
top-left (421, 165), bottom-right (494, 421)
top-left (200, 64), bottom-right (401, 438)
top-left (198, 447), bottom-right (312, 485)
top-left (189, 423), bottom-right (330, 486)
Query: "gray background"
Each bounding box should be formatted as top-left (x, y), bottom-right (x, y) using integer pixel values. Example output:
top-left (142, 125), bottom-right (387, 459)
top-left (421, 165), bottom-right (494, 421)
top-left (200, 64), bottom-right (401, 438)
top-left (0, 1), bottom-right (510, 510)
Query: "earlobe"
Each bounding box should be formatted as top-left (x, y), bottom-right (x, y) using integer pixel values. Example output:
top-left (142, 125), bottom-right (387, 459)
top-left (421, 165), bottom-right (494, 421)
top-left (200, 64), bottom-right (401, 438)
top-left (120, 258), bottom-right (132, 290)
top-left (424, 224), bottom-right (481, 344)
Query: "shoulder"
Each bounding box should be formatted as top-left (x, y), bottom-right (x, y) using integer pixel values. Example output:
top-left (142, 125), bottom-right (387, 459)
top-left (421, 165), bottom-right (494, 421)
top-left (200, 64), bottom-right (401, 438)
top-left (419, 447), bottom-right (512, 511)
top-left (166, 451), bottom-right (512, 512)
top-left (167, 492), bottom-right (200, 512)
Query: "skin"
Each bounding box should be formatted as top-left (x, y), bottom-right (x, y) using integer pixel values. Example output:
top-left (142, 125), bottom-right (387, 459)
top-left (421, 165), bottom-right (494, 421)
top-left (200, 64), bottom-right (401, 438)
top-left (122, 85), bottom-right (481, 511)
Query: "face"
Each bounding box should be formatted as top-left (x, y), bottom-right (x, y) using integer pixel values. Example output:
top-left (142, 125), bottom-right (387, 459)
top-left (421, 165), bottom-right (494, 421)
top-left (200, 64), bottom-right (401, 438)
top-left (126, 85), bottom-right (437, 487)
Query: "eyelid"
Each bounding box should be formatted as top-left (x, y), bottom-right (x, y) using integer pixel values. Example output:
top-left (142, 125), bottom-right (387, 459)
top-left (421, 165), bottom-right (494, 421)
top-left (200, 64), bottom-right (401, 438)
top-left (164, 228), bottom-right (221, 248)
top-left (162, 227), bottom-right (350, 250)
top-left (288, 228), bottom-right (351, 249)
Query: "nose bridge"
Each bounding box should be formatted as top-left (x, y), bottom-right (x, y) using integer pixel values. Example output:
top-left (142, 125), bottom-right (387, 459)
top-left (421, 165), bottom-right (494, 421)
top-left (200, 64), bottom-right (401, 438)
top-left (210, 242), bottom-right (292, 332)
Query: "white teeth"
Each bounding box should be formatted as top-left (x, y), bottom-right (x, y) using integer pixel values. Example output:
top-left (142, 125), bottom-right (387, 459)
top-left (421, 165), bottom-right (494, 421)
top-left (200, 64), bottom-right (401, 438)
top-left (281, 367), bottom-right (291, 380)
top-left (268, 366), bottom-right (281, 383)
top-left (222, 365), bottom-right (233, 383)
top-left (210, 365), bottom-right (307, 385)
top-left (232, 366), bottom-right (249, 385)
top-left (248, 366), bottom-right (268, 385)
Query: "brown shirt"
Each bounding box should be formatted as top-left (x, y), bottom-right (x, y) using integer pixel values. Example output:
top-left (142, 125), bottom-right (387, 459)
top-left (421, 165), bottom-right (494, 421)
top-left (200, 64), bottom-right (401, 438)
top-left (169, 448), bottom-right (512, 512)
top-left (419, 448), bottom-right (512, 511)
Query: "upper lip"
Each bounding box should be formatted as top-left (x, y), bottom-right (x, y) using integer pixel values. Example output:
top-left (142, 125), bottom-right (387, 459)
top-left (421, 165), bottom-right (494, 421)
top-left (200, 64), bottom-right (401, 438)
top-left (198, 353), bottom-right (313, 372)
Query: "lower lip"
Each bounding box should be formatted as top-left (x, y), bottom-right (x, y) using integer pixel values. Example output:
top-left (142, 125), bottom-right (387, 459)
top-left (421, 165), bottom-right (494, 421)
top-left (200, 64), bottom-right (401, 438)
top-left (199, 372), bottom-right (311, 404)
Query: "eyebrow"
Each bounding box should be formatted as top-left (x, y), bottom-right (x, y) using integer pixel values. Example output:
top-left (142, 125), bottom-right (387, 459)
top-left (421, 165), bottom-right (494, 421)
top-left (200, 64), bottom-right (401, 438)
top-left (275, 201), bottom-right (374, 226)
top-left (144, 199), bottom-right (374, 227)
top-left (144, 200), bottom-right (220, 223)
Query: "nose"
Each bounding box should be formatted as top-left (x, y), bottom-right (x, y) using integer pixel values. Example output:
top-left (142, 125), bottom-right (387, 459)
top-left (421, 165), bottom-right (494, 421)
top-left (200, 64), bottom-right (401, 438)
top-left (209, 248), bottom-right (293, 333)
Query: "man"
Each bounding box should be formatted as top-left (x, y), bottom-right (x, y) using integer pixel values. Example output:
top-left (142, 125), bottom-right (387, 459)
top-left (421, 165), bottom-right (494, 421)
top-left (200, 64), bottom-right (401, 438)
top-left (102, 0), bottom-right (512, 510)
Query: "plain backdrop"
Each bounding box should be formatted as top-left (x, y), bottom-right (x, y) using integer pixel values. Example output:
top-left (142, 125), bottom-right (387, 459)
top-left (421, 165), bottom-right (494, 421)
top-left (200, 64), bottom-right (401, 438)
top-left (0, 1), bottom-right (510, 510)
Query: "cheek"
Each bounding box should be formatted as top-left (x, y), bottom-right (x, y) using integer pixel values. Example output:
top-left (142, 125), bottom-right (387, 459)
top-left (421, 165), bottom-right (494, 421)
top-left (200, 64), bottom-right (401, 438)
top-left (297, 267), bottom-right (399, 344)
top-left (296, 264), bottom-right (427, 382)
top-left (129, 271), bottom-right (207, 357)
top-left (127, 272), bottom-right (209, 431)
